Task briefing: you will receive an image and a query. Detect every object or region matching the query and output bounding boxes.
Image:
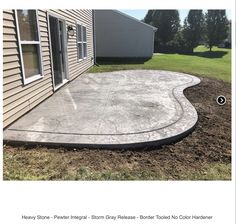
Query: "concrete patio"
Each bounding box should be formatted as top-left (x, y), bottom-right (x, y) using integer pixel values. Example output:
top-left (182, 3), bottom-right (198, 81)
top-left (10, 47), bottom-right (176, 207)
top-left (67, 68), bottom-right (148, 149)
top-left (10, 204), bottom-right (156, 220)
top-left (4, 70), bottom-right (200, 148)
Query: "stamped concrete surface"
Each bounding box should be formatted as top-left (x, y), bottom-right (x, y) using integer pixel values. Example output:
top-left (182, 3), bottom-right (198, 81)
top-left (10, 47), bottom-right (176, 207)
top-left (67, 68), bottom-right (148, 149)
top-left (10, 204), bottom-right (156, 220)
top-left (4, 70), bottom-right (200, 147)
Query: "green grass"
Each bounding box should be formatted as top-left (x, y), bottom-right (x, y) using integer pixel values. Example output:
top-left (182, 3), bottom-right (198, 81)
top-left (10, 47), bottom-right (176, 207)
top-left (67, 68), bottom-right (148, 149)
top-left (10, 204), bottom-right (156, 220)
top-left (3, 147), bottom-right (231, 181)
top-left (90, 46), bottom-right (231, 82)
top-left (4, 161), bottom-right (231, 181)
top-left (185, 163), bottom-right (231, 181)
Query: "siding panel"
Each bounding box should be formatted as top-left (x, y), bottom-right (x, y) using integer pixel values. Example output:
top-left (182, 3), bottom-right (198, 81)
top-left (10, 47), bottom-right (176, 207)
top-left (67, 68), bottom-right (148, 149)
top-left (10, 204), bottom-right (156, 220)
top-left (4, 91), bottom-right (52, 127)
top-left (3, 10), bottom-right (53, 128)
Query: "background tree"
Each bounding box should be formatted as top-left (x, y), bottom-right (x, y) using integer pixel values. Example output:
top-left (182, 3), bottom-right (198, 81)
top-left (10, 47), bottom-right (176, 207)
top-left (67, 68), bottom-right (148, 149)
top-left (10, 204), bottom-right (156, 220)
top-left (143, 10), bottom-right (154, 25)
top-left (144, 10), bottom-right (180, 52)
top-left (205, 10), bottom-right (228, 51)
top-left (182, 10), bottom-right (204, 53)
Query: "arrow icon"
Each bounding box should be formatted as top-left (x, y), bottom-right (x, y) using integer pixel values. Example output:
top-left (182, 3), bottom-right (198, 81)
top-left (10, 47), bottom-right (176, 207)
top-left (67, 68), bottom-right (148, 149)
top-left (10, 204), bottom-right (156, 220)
top-left (216, 95), bottom-right (226, 106)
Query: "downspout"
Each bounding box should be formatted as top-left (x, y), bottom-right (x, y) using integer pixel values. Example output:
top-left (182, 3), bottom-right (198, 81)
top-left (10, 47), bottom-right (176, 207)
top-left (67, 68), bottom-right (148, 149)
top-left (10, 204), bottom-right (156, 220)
top-left (92, 10), bottom-right (99, 66)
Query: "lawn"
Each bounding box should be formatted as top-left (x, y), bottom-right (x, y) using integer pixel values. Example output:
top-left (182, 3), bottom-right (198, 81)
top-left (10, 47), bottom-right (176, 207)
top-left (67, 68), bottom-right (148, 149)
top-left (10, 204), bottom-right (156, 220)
top-left (90, 46), bottom-right (231, 82)
top-left (3, 145), bottom-right (231, 180)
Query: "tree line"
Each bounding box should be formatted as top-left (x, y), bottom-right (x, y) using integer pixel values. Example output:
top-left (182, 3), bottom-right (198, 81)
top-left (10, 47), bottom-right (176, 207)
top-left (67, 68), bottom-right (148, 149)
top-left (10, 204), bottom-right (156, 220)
top-left (144, 10), bottom-right (230, 53)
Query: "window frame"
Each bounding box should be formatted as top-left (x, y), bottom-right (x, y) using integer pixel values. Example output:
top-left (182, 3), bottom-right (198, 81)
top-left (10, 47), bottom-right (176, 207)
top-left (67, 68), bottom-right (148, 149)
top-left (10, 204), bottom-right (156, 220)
top-left (76, 23), bottom-right (87, 61)
top-left (15, 9), bottom-right (43, 85)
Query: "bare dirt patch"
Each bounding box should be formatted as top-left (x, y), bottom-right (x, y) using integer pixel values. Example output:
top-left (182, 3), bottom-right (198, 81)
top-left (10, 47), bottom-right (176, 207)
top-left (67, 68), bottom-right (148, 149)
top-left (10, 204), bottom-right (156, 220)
top-left (3, 77), bottom-right (231, 180)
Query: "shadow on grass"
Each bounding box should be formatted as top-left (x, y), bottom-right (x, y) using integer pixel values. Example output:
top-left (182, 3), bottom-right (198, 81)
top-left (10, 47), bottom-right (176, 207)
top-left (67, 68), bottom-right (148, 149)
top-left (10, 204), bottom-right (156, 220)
top-left (96, 57), bottom-right (151, 65)
top-left (192, 50), bottom-right (228, 58)
top-left (155, 50), bottom-right (228, 59)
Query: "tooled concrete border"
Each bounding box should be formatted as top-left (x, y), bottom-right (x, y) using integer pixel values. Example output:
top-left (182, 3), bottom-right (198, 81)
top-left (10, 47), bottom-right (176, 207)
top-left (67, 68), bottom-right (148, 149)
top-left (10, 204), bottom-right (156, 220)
top-left (4, 70), bottom-right (201, 149)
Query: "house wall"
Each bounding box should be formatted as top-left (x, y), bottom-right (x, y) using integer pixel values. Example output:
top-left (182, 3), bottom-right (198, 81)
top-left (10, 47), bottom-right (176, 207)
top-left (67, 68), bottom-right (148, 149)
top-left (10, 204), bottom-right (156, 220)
top-left (3, 9), bottom-right (94, 128)
top-left (95, 10), bottom-right (155, 58)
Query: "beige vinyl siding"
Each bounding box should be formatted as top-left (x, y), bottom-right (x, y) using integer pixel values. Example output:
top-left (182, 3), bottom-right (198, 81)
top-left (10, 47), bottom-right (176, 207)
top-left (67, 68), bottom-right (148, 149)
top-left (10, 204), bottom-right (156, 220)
top-left (3, 10), bottom-right (53, 128)
top-left (3, 9), bottom-right (94, 128)
top-left (48, 9), bottom-right (94, 80)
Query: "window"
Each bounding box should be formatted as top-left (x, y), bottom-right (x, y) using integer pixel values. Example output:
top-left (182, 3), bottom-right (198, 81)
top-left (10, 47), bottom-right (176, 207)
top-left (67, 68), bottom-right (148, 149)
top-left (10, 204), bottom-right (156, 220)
top-left (16, 10), bottom-right (42, 84)
top-left (77, 24), bottom-right (87, 60)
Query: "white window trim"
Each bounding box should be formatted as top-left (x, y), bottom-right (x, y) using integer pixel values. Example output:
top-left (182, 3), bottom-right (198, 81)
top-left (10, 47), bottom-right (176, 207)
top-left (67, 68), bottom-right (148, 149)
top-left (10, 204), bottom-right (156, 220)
top-left (82, 25), bottom-right (87, 59)
top-left (15, 10), bottom-right (43, 85)
top-left (76, 23), bottom-right (87, 61)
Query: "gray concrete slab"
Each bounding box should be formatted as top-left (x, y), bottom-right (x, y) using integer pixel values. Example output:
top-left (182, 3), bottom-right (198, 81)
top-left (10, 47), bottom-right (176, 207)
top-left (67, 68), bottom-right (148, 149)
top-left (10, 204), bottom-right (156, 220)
top-left (4, 70), bottom-right (200, 148)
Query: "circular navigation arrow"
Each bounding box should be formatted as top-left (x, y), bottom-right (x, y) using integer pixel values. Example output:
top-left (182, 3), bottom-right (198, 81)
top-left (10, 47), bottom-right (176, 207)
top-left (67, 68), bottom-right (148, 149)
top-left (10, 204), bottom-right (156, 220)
top-left (216, 95), bottom-right (226, 106)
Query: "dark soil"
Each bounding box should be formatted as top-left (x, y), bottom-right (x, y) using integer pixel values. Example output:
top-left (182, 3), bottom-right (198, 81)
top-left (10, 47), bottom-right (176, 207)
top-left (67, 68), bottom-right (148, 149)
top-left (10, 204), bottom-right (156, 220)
top-left (3, 77), bottom-right (231, 180)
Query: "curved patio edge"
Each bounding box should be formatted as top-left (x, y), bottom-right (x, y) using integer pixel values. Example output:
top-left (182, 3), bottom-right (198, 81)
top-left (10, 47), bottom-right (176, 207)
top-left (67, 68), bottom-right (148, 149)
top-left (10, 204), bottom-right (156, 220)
top-left (4, 70), bottom-right (201, 149)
